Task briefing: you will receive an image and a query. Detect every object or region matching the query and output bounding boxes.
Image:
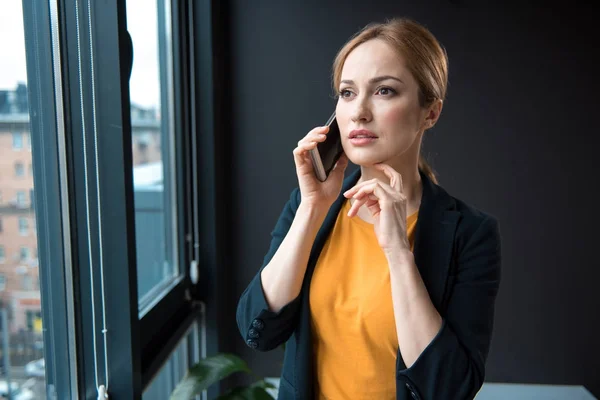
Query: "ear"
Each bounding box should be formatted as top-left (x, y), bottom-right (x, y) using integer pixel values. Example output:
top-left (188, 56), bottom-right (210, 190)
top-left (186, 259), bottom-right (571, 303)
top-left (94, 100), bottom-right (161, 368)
top-left (423, 99), bottom-right (443, 130)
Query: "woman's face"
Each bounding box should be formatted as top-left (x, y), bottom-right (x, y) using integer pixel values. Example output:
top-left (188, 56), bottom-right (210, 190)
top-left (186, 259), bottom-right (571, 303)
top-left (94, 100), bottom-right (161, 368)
top-left (336, 39), bottom-right (430, 167)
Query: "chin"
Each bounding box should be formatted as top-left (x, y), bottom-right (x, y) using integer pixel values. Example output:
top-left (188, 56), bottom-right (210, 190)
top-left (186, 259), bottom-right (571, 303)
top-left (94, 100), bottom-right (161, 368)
top-left (346, 151), bottom-right (385, 167)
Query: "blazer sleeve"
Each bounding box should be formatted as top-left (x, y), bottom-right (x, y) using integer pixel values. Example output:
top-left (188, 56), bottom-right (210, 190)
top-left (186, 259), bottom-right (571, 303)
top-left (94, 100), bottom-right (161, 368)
top-left (236, 188), bottom-right (304, 352)
top-left (397, 216), bottom-right (502, 400)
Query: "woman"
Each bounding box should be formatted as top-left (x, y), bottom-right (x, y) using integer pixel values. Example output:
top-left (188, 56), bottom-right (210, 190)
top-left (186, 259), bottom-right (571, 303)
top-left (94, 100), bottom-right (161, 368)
top-left (237, 18), bottom-right (502, 400)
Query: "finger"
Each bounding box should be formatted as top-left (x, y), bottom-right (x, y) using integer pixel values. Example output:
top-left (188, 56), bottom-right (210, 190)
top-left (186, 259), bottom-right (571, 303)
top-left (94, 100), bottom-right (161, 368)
top-left (343, 178), bottom-right (379, 198)
top-left (298, 134), bottom-right (326, 148)
top-left (365, 198), bottom-right (381, 217)
top-left (352, 182), bottom-right (391, 202)
top-left (304, 126), bottom-right (330, 142)
top-left (295, 141), bottom-right (319, 151)
top-left (293, 142), bottom-right (320, 162)
top-left (373, 163), bottom-right (403, 193)
top-left (308, 125), bottom-right (330, 136)
top-left (347, 194), bottom-right (377, 217)
top-left (293, 143), bottom-right (318, 168)
top-left (348, 180), bottom-right (402, 204)
top-left (307, 130), bottom-right (329, 143)
top-left (330, 153), bottom-right (349, 177)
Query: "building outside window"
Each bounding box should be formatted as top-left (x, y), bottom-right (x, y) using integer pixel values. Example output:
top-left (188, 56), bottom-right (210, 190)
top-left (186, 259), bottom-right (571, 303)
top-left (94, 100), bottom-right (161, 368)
top-left (19, 217), bottom-right (28, 235)
top-left (20, 246), bottom-right (30, 261)
top-left (16, 190), bottom-right (27, 207)
top-left (22, 274), bottom-right (33, 291)
top-left (15, 161), bottom-right (25, 177)
top-left (13, 132), bottom-right (23, 149)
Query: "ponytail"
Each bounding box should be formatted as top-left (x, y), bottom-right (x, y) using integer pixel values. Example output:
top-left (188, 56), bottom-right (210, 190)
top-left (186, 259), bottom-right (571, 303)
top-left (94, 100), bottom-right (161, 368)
top-left (418, 154), bottom-right (438, 185)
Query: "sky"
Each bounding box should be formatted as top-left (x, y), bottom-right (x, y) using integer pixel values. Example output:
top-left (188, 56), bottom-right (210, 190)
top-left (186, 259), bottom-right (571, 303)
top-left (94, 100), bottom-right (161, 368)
top-left (0, 1), bottom-right (27, 90)
top-left (0, 0), bottom-right (161, 109)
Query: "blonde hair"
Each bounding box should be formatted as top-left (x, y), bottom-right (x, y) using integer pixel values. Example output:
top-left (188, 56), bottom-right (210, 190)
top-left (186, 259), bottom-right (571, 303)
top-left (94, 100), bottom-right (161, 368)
top-left (332, 18), bottom-right (448, 184)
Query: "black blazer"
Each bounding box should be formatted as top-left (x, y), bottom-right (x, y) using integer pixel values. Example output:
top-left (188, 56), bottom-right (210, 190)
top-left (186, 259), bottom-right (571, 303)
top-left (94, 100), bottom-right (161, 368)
top-left (236, 168), bottom-right (502, 400)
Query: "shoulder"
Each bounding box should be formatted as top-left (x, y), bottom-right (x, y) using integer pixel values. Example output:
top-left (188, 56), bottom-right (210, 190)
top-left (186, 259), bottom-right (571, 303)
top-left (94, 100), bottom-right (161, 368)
top-left (453, 195), bottom-right (499, 226)
top-left (442, 188), bottom-right (502, 253)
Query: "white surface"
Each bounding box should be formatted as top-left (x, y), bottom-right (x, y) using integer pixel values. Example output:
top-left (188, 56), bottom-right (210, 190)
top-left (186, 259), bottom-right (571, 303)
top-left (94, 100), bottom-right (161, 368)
top-left (476, 383), bottom-right (597, 400)
top-left (263, 378), bottom-right (597, 399)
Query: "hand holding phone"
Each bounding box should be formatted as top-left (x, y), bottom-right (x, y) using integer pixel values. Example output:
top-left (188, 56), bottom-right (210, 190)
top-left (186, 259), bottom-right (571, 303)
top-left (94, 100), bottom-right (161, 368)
top-left (292, 113), bottom-right (348, 210)
top-left (309, 112), bottom-right (344, 181)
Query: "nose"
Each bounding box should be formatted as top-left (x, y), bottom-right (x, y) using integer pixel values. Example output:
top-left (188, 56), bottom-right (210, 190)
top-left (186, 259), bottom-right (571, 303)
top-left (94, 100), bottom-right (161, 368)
top-left (350, 96), bottom-right (372, 123)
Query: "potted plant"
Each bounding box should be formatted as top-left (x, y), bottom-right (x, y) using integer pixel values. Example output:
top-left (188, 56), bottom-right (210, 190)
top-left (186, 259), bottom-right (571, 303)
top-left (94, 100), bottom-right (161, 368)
top-left (169, 353), bottom-right (276, 400)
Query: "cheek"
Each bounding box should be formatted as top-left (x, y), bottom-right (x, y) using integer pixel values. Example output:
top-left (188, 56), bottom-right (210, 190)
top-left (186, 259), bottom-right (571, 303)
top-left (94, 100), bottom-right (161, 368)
top-left (379, 102), bottom-right (421, 133)
top-left (335, 103), bottom-right (351, 134)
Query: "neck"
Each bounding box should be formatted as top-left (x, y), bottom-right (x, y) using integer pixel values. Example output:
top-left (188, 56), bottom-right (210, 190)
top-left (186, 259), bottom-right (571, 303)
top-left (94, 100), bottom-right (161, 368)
top-left (357, 162), bottom-right (423, 215)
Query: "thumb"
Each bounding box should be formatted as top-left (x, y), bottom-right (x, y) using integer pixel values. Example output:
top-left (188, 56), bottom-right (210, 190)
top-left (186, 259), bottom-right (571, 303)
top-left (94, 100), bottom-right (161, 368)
top-left (330, 153), bottom-right (348, 177)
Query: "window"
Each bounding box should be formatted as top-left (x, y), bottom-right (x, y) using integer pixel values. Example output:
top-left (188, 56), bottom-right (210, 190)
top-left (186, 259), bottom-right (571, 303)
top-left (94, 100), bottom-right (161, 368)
top-left (127, 0), bottom-right (180, 309)
top-left (15, 161), bottom-right (25, 177)
top-left (19, 217), bottom-right (29, 235)
top-left (15, 0), bottom-right (213, 397)
top-left (1, 3), bottom-right (48, 396)
top-left (22, 274), bottom-right (33, 291)
top-left (16, 190), bottom-right (27, 207)
top-left (20, 246), bottom-right (30, 261)
top-left (13, 132), bottom-right (23, 149)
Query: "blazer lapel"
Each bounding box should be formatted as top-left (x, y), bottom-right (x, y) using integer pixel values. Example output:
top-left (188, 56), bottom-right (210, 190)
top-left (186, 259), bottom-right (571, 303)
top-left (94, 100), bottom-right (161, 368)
top-left (412, 169), bottom-right (460, 311)
top-left (308, 168), bottom-right (362, 269)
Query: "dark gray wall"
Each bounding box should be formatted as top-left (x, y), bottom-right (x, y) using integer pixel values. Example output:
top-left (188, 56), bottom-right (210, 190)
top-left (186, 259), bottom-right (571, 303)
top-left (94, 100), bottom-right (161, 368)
top-left (223, 0), bottom-right (599, 395)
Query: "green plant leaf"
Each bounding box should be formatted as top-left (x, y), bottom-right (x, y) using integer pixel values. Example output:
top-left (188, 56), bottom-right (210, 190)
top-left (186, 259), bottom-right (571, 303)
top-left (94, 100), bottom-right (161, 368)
top-left (216, 382), bottom-right (275, 400)
top-left (169, 353), bottom-right (251, 400)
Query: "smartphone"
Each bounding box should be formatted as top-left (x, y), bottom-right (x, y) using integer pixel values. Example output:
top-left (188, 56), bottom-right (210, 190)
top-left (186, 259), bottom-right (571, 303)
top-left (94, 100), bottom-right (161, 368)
top-left (309, 112), bottom-right (344, 182)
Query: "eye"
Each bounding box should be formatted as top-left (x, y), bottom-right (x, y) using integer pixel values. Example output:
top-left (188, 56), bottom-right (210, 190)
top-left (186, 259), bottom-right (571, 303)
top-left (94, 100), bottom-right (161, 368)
top-left (339, 89), bottom-right (353, 98)
top-left (376, 87), bottom-right (396, 96)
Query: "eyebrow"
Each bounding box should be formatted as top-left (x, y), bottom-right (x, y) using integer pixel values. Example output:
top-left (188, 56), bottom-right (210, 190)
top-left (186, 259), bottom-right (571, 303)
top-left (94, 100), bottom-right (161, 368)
top-left (340, 75), bottom-right (404, 86)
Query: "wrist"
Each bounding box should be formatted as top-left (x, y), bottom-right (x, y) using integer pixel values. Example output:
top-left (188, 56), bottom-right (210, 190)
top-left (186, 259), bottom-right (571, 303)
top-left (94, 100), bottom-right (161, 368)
top-left (297, 201), bottom-right (329, 222)
top-left (384, 248), bottom-right (415, 266)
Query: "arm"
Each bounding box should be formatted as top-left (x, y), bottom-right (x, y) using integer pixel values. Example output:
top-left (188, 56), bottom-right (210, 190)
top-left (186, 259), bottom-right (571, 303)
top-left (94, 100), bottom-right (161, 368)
top-left (236, 188), bottom-right (327, 351)
top-left (260, 201), bottom-right (327, 312)
top-left (394, 216), bottom-right (502, 400)
top-left (387, 250), bottom-right (443, 369)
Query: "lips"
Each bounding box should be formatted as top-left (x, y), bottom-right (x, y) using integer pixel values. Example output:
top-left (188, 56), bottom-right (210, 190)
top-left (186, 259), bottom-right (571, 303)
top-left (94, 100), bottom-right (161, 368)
top-left (349, 129), bottom-right (378, 139)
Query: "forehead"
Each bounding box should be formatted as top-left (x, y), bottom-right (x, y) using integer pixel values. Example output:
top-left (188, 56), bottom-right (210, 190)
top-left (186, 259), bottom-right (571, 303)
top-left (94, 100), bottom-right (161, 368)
top-left (341, 39), bottom-right (409, 82)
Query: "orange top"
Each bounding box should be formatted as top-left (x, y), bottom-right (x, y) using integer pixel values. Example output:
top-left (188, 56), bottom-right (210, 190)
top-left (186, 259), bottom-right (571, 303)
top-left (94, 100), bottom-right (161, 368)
top-left (309, 199), bottom-right (419, 399)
